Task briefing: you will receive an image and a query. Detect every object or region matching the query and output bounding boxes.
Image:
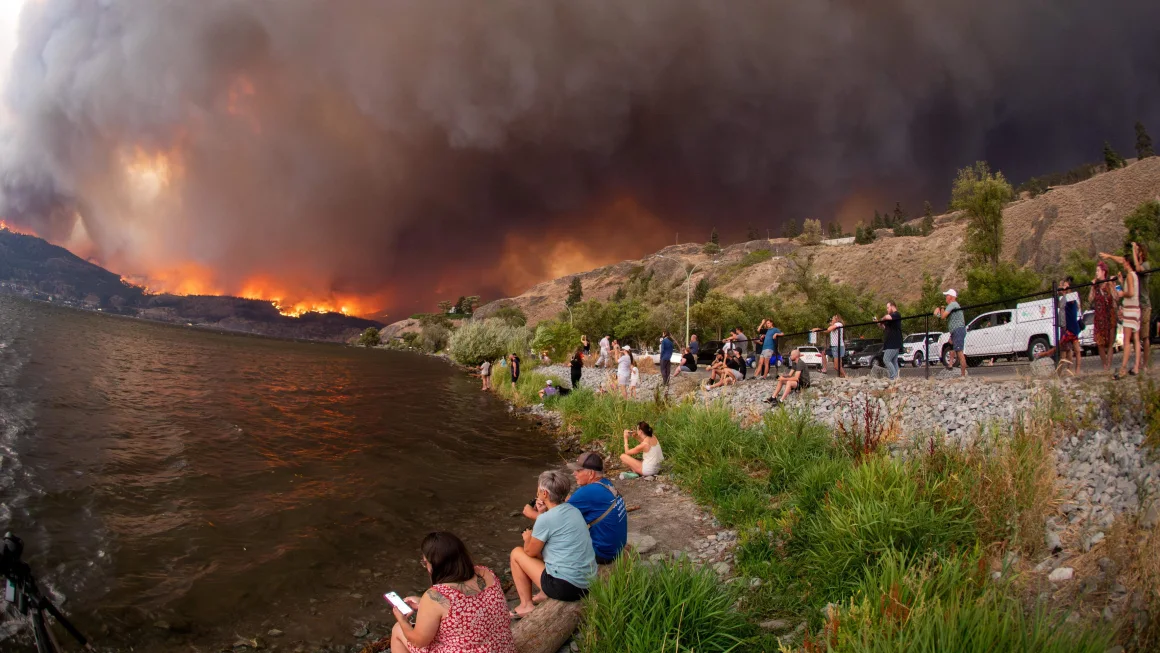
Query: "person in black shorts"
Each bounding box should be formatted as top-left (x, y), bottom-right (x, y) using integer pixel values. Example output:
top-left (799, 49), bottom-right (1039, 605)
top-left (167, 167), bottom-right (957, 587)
top-left (509, 353), bottom-right (521, 390)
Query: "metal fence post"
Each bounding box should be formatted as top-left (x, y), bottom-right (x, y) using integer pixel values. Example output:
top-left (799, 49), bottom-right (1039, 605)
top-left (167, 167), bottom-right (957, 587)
top-left (924, 313), bottom-right (931, 379)
top-left (1051, 280), bottom-right (1061, 365)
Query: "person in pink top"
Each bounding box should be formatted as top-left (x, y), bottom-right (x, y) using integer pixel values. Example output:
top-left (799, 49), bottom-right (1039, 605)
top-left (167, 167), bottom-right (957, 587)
top-left (390, 532), bottom-right (516, 653)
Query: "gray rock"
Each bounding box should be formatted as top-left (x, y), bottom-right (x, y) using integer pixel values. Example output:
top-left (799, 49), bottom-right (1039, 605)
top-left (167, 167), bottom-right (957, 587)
top-left (1045, 531), bottom-right (1062, 553)
top-left (1048, 567), bottom-right (1074, 582)
top-left (759, 619), bottom-right (792, 632)
top-left (627, 533), bottom-right (658, 555)
top-left (267, 629), bottom-right (284, 637)
top-left (1142, 501), bottom-right (1160, 529)
top-left (713, 561), bottom-right (732, 576)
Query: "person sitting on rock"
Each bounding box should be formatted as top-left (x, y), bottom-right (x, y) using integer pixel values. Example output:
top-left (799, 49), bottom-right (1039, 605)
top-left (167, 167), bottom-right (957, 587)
top-left (704, 351), bottom-right (728, 387)
top-left (389, 531), bottom-right (516, 653)
top-left (707, 352), bottom-right (740, 389)
top-left (765, 349), bottom-right (810, 406)
top-left (522, 452), bottom-right (628, 565)
top-left (674, 347), bottom-right (697, 376)
top-left (509, 470), bottom-right (598, 618)
top-left (620, 421), bottom-right (663, 478)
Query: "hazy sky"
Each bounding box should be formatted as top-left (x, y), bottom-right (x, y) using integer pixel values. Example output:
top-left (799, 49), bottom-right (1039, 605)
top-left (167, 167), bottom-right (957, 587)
top-left (0, 1), bottom-right (1158, 317)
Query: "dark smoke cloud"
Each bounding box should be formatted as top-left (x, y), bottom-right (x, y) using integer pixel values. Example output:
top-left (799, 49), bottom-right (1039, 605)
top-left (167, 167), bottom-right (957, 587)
top-left (1, 0), bottom-right (1158, 314)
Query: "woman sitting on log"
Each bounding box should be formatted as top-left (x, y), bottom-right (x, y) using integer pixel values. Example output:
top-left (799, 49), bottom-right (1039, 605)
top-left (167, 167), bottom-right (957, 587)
top-left (508, 469), bottom-right (597, 619)
top-left (389, 531), bottom-right (515, 653)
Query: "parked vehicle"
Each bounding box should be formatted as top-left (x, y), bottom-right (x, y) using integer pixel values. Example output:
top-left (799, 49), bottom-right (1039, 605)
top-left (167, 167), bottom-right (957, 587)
top-left (843, 338), bottom-right (881, 368)
top-left (851, 343), bottom-right (885, 369)
top-left (900, 332), bottom-right (944, 367)
top-left (797, 346), bottom-right (824, 368)
top-left (696, 340), bottom-right (725, 364)
top-left (935, 299), bottom-right (1056, 367)
top-left (1078, 310), bottom-right (1123, 355)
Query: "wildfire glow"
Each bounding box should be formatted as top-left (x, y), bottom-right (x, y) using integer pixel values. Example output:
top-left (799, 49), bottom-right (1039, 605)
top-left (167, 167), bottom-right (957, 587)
top-left (0, 219), bottom-right (34, 235)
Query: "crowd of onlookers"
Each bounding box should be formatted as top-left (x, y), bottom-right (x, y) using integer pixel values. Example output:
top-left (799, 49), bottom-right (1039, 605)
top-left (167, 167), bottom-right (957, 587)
top-left (388, 428), bottom-right (662, 652)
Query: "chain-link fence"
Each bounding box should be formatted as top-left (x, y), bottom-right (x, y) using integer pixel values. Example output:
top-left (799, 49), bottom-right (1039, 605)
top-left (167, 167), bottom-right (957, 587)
top-left (716, 268), bottom-right (1155, 380)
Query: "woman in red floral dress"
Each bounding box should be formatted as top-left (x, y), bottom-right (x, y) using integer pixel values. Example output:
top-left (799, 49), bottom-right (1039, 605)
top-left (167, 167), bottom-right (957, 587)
top-left (1090, 261), bottom-right (1118, 372)
top-left (390, 532), bottom-right (516, 653)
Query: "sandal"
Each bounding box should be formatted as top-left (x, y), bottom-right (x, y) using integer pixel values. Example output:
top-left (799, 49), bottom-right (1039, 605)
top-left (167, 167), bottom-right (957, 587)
top-left (1113, 373), bottom-right (1121, 380)
top-left (509, 607), bottom-right (534, 620)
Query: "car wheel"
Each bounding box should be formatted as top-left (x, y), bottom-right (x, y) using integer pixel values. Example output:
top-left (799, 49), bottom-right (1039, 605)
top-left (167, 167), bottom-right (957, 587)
top-left (941, 346), bottom-right (955, 367)
top-left (1027, 336), bottom-right (1050, 360)
top-left (912, 352), bottom-right (924, 367)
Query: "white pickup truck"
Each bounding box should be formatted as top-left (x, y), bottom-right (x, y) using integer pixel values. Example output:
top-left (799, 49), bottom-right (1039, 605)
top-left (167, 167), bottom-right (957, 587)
top-left (936, 298), bottom-right (1056, 367)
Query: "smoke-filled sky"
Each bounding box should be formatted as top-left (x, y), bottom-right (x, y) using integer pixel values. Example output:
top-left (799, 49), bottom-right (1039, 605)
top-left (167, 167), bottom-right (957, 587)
top-left (0, 0), bottom-right (1158, 317)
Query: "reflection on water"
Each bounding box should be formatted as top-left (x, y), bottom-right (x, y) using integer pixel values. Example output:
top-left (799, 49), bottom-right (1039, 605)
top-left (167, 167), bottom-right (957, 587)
top-left (0, 296), bottom-right (556, 649)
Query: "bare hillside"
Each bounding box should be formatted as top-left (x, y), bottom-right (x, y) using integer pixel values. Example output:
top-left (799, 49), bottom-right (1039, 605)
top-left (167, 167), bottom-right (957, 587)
top-left (469, 157), bottom-right (1160, 326)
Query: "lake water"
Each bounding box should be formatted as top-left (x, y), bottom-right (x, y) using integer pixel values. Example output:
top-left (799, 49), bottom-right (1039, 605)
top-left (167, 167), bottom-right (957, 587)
top-left (0, 296), bottom-right (557, 650)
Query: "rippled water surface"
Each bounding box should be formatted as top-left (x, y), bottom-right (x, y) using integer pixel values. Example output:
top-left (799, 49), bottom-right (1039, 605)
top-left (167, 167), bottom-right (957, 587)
top-left (0, 296), bottom-right (556, 649)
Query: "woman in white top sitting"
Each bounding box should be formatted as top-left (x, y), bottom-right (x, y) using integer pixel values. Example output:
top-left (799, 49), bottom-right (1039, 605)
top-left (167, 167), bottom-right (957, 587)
top-left (620, 422), bottom-right (663, 477)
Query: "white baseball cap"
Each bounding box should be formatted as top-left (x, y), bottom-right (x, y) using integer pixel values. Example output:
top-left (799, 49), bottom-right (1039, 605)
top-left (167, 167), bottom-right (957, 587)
top-left (546, 380), bottom-right (553, 385)
top-left (943, 289), bottom-right (958, 298)
top-left (623, 345), bottom-right (632, 351)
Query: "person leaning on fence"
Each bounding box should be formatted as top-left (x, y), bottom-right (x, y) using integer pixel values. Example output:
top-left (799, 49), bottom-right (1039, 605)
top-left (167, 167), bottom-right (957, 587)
top-left (876, 302), bottom-right (903, 380)
top-left (1138, 243), bottom-right (1152, 369)
top-left (934, 289), bottom-right (968, 377)
top-left (818, 315), bottom-right (846, 378)
top-left (1102, 249), bottom-right (1143, 379)
top-left (1089, 262), bottom-right (1118, 373)
top-left (764, 349), bottom-right (810, 406)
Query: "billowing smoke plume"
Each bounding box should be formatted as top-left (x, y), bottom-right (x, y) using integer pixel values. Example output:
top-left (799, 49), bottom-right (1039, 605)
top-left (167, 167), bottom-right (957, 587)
top-left (1, 0), bottom-right (1158, 315)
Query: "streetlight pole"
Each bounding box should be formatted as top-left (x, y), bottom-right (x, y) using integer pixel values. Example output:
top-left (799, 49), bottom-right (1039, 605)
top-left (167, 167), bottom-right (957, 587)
top-left (564, 302), bottom-right (573, 325)
top-left (654, 255), bottom-right (717, 346)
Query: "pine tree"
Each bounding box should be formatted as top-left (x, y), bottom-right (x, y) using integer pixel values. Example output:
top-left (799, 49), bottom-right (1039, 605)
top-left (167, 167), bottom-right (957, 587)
top-left (565, 276), bottom-right (583, 307)
top-left (710, 228), bottom-right (720, 246)
top-left (893, 202), bottom-right (907, 226)
top-left (781, 220), bottom-right (801, 238)
top-left (1104, 141), bottom-right (1126, 170)
top-left (921, 201), bottom-right (935, 235)
top-left (871, 210), bottom-right (883, 230)
top-left (746, 224), bottom-right (760, 240)
top-left (827, 222), bottom-right (843, 238)
top-left (692, 277), bottom-right (711, 304)
top-left (1137, 121), bottom-right (1155, 160)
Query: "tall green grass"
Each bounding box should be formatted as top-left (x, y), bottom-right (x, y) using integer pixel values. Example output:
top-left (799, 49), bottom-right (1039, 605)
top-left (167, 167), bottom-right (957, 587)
top-left (578, 555), bottom-right (756, 653)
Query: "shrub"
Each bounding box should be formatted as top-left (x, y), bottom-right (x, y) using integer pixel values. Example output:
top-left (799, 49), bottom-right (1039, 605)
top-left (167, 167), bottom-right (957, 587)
top-left (416, 322), bottom-right (450, 353)
top-left (579, 555), bottom-right (755, 653)
top-left (703, 242), bottom-right (722, 255)
top-left (738, 249), bottom-right (773, 268)
top-left (799, 219), bottom-right (824, 245)
top-left (447, 319), bottom-right (531, 365)
top-left (490, 305), bottom-right (527, 327)
top-left (531, 320), bottom-right (582, 362)
top-left (357, 327), bottom-right (381, 347)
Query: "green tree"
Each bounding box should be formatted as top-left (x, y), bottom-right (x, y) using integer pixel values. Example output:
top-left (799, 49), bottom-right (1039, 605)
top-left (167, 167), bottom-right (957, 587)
top-left (904, 273), bottom-right (945, 317)
top-left (892, 202), bottom-right (908, 226)
top-left (710, 228), bottom-right (720, 246)
top-left (437, 300), bottom-right (453, 314)
top-left (921, 201), bottom-right (935, 235)
top-left (871, 210), bottom-right (884, 230)
top-left (532, 320), bottom-right (583, 362)
top-left (959, 262), bottom-right (1043, 311)
top-left (1103, 141), bottom-right (1125, 170)
top-left (781, 219), bottom-right (801, 238)
top-left (798, 218), bottom-right (823, 245)
top-left (565, 276), bottom-right (583, 307)
top-left (417, 322), bottom-right (451, 353)
top-left (1124, 199), bottom-right (1160, 248)
top-left (690, 292), bottom-right (744, 340)
top-left (951, 161), bottom-right (1013, 268)
top-left (746, 224), bottom-right (761, 240)
top-left (491, 305), bottom-right (527, 327)
top-left (456, 295), bottom-right (479, 315)
top-left (358, 327), bottom-right (381, 347)
top-left (854, 222), bottom-right (876, 245)
top-left (1137, 121), bottom-right (1155, 160)
top-left (691, 277), bottom-right (711, 304)
top-left (827, 222), bottom-right (843, 238)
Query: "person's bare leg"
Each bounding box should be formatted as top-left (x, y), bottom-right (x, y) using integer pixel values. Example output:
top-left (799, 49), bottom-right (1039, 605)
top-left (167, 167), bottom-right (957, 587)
top-left (1121, 328), bottom-right (1140, 375)
top-left (620, 453), bottom-right (643, 475)
top-left (391, 623), bottom-right (408, 653)
top-left (780, 379), bottom-right (798, 401)
top-left (509, 548), bottom-right (544, 616)
top-left (1072, 340), bottom-right (1082, 374)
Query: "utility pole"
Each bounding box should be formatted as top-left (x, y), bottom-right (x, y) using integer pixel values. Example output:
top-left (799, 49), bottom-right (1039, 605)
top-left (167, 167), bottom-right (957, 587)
top-left (654, 254), bottom-right (718, 346)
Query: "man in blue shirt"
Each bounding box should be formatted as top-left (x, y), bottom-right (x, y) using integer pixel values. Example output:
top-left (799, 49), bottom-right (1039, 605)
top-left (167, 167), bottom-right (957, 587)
top-left (659, 331), bottom-right (674, 387)
top-left (522, 452), bottom-right (627, 564)
top-left (755, 318), bottom-right (782, 379)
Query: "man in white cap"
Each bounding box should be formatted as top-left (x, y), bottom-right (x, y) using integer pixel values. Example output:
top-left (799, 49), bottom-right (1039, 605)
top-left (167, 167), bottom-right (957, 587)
top-left (934, 289), bottom-right (968, 377)
top-left (538, 379), bottom-right (559, 399)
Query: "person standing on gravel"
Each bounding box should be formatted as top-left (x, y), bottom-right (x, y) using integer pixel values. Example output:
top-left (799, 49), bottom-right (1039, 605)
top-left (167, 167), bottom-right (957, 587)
top-left (934, 290), bottom-right (968, 377)
top-left (659, 331), bottom-right (674, 387)
top-left (755, 318), bottom-right (781, 379)
top-left (816, 315), bottom-right (846, 377)
top-left (597, 335), bottom-right (611, 368)
top-left (570, 347), bottom-right (584, 388)
top-left (876, 301), bottom-right (903, 380)
top-left (689, 334), bottom-right (700, 358)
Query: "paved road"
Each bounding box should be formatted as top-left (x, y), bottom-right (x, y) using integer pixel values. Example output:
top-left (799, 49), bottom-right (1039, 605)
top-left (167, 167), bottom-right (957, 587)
top-left (825, 349), bottom-right (1160, 380)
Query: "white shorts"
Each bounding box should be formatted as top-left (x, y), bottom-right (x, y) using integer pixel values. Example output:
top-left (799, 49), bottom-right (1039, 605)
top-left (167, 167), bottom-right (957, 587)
top-left (617, 373), bottom-right (630, 386)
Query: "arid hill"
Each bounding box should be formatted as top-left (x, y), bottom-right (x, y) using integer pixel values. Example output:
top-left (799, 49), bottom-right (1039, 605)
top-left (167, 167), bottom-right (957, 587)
top-left (473, 157), bottom-right (1160, 326)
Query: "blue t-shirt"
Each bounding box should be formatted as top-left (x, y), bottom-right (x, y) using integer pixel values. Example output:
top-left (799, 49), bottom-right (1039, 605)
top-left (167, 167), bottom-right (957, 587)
top-left (689, 340), bottom-right (700, 356)
top-left (660, 337), bottom-right (674, 360)
top-left (763, 327), bottom-right (782, 353)
top-left (568, 479), bottom-right (628, 561)
top-left (531, 503), bottom-right (598, 588)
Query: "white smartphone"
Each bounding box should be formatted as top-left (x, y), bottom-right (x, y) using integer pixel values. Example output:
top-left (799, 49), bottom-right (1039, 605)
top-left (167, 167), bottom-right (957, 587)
top-left (384, 591), bottom-right (412, 616)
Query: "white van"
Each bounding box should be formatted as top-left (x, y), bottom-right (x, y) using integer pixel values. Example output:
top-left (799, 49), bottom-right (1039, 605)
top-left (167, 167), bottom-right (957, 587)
top-left (936, 299), bottom-right (1056, 367)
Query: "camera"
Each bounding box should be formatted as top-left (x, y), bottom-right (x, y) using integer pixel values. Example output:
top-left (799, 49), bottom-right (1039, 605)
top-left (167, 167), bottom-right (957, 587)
top-left (1, 532), bottom-right (91, 653)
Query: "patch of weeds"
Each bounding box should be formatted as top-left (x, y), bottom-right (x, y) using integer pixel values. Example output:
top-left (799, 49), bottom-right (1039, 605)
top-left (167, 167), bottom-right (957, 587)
top-left (835, 396), bottom-right (894, 463)
top-left (1138, 377), bottom-right (1160, 453)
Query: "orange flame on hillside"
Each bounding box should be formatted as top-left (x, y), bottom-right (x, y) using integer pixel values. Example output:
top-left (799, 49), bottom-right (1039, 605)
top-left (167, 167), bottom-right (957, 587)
top-left (0, 219), bottom-right (34, 236)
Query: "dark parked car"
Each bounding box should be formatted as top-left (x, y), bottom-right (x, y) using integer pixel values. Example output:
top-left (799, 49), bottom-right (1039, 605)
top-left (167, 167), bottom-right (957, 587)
top-left (843, 338), bottom-right (882, 367)
top-left (696, 340), bottom-right (725, 364)
top-left (848, 343), bottom-right (885, 369)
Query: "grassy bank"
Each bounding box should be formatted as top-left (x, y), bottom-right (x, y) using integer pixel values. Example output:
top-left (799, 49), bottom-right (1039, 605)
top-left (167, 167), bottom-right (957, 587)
top-left (497, 370), bottom-right (1119, 651)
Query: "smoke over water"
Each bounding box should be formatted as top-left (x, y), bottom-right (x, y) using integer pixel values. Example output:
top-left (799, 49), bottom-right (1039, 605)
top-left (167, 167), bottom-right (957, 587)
top-left (0, 1), bottom-right (1157, 316)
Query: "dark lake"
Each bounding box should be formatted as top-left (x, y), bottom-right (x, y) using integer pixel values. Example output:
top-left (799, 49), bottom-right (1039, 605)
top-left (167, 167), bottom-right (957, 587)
top-left (0, 295), bottom-right (557, 650)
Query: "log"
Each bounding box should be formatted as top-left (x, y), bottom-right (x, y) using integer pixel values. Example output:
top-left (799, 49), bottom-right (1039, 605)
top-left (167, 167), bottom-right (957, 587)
top-left (512, 598), bottom-right (584, 653)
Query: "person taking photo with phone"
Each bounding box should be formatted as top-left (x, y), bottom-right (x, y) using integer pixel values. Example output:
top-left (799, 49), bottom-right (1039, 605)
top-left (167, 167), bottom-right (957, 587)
top-left (389, 532), bottom-right (515, 653)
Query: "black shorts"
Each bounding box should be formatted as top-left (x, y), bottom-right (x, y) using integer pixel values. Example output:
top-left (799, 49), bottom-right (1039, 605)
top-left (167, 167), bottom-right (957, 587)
top-left (511, 374), bottom-right (520, 383)
top-left (540, 570), bottom-right (588, 602)
top-left (595, 555), bottom-right (616, 566)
